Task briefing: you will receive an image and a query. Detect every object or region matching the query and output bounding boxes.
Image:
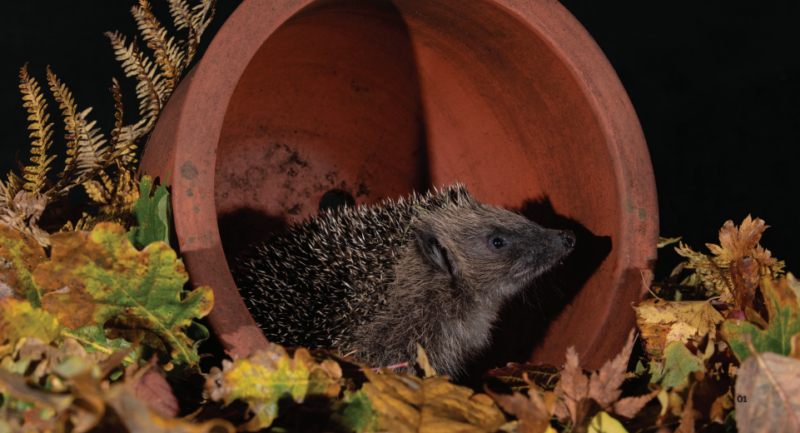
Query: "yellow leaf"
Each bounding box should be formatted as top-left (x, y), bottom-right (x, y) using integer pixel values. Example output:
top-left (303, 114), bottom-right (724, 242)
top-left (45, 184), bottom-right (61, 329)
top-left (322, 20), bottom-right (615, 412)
top-left (362, 367), bottom-right (506, 433)
top-left (587, 411), bottom-right (628, 433)
top-left (205, 345), bottom-right (341, 431)
top-left (634, 298), bottom-right (724, 361)
top-left (0, 299), bottom-right (61, 344)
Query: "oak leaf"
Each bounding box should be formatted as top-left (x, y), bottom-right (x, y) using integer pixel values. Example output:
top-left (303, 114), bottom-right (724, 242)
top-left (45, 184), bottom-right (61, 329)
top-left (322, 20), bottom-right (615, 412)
top-left (721, 273), bottom-right (800, 362)
top-left (362, 367), bottom-right (506, 433)
top-left (34, 222), bottom-right (213, 366)
top-left (0, 298), bottom-right (61, 345)
top-left (205, 345), bottom-right (342, 431)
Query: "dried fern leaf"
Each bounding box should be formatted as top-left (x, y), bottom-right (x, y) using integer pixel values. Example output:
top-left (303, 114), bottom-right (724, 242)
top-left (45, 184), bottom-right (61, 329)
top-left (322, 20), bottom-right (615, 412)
top-left (0, 180), bottom-right (9, 211)
top-left (19, 64), bottom-right (56, 196)
top-left (191, 0), bottom-right (217, 39)
top-left (133, 1), bottom-right (184, 98)
top-left (45, 67), bottom-right (108, 199)
top-left (72, 107), bottom-right (109, 178)
top-left (109, 78), bottom-right (138, 168)
top-left (106, 31), bottom-right (163, 119)
top-left (83, 179), bottom-right (110, 205)
top-left (46, 67), bottom-right (80, 183)
top-left (169, 0), bottom-right (193, 31)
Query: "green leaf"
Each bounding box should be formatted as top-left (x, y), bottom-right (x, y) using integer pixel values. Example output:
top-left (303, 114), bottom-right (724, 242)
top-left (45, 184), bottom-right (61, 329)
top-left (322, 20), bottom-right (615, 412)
top-left (34, 223), bottom-right (213, 367)
top-left (721, 274), bottom-right (800, 362)
top-left (0, 298), bottom-right (61, 344)
top-left (649, 341), bottom-right (703, 389)
top-left (127, 174), bottom-right (172, 250)
top-left (62, 325), bottom-right (137, 365)
top-left (0, 224), bottom-right (47, 307)
top-left (331, 389), bottom-right (383, 433)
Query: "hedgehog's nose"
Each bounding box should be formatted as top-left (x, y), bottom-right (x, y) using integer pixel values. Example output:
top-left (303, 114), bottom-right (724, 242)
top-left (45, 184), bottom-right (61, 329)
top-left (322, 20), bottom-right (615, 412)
top-left (560, 230), bottom-right (576, 250)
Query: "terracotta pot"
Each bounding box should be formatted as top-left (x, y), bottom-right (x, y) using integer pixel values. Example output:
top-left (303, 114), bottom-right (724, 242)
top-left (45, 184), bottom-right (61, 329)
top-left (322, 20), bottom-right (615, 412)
top-left (139, 0), bottom-right (658, 370)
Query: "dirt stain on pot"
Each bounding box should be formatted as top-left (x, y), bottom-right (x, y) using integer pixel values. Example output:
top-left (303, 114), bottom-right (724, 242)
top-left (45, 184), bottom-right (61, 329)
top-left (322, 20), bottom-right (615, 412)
top-left (180, 160), bottom-right (199, 180)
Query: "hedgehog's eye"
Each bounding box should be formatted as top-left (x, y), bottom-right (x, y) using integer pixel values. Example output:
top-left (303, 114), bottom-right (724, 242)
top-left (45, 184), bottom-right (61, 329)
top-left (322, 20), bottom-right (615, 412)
top-left (490, 237), bottom-right (506, 249)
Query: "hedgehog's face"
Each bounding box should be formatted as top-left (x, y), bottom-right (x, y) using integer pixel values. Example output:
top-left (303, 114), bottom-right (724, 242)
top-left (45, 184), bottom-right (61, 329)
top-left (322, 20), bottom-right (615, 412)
top-left (416, 202), bottom-right (574, 297)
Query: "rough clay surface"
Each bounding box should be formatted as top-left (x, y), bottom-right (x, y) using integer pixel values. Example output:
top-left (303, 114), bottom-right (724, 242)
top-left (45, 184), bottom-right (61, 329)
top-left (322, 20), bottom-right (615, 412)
top-left (235, 184), bottom-right (574, 377)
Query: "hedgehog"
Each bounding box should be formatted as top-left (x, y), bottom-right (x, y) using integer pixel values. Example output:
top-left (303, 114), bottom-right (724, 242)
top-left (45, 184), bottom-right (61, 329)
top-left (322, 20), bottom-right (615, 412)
top-left (234, 183), bottom-right (575, 377)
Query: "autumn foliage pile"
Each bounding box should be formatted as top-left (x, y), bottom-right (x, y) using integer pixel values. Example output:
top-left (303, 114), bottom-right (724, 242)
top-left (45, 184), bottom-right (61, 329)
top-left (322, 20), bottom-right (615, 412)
top-left (2, 1), bottom-right (800, 432)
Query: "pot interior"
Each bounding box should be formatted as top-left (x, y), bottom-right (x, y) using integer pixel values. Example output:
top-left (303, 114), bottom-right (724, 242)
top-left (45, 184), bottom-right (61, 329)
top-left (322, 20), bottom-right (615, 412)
top-left (215, 0), bottom-right (621, 369)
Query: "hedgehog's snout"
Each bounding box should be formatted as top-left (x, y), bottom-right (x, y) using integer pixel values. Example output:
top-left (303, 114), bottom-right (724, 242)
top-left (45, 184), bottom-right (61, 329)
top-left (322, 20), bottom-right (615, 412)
top-left (560, 230), bottom-right (576, 250)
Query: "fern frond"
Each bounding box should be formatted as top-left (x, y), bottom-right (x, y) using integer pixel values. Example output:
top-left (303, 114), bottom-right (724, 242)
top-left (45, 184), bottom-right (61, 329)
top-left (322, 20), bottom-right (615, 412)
top-left (2, 172), bottom-right (25, 212)
top-left (191, 0), bottom-right (217, 39)
top-left (117, 117), bottom-right (151, 148)
top-left (133, 1), bottom-right (184, 97)
top-left (83, 180), bottom-right (109, 205)
top-left (44, 67), bottom-right (107, 200)
top-left (59, 213), bottom-right (92, 232)
top-left (0, 181), bottom-right (8, 212)
top-left (109, 78), bottom-right (138, 169)
top-left (72, 107), bottom-right (109, 177)
top-left (19, 64), bottom-right (56, 196)
top-left (106, 31), bottom-right (163, 119)
top-left (46, 67), bottom-right (80, 184)
top-left (169, 0), bottom-right (192, 30)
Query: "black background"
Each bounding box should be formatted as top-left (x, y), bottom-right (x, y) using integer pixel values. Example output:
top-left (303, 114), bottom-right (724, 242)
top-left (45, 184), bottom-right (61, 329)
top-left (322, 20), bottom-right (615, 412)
top-left (1, 0), bottom-right (798, 278)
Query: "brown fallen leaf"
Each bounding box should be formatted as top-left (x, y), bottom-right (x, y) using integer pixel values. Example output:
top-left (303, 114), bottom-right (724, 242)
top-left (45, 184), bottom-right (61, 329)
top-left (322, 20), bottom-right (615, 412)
top-left (730, 257), bottom-right (760, 312)
top-left (707, 216), bottom-right (770, 264)
top-left (104, 380), bottom-right (235, 433)
top-left (483, 363), bottom-right (561, 393)
top-left (554, 329), bottom-right (657, 427)
top-left (362, 367), bottom-right (506, 433)
top-left (735, 336), bottom-right (800, 433)
top-left (484, 377), bottom-right (553, 433)
top-left (675, 384), bottom-right (697, 433)
top-left (133, 362), bottom-right (180, 418)
top-left (675, 216), bottom-right (784, 299)
top-left (791, 333), bottom-right (800, 361)
top-left (612, 389), bottom-right (661, 419)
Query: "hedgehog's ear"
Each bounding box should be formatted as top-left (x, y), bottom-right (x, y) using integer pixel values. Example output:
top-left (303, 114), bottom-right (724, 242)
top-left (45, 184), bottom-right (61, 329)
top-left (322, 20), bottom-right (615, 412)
top-left (417, 226), bottom-right (458, 277)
